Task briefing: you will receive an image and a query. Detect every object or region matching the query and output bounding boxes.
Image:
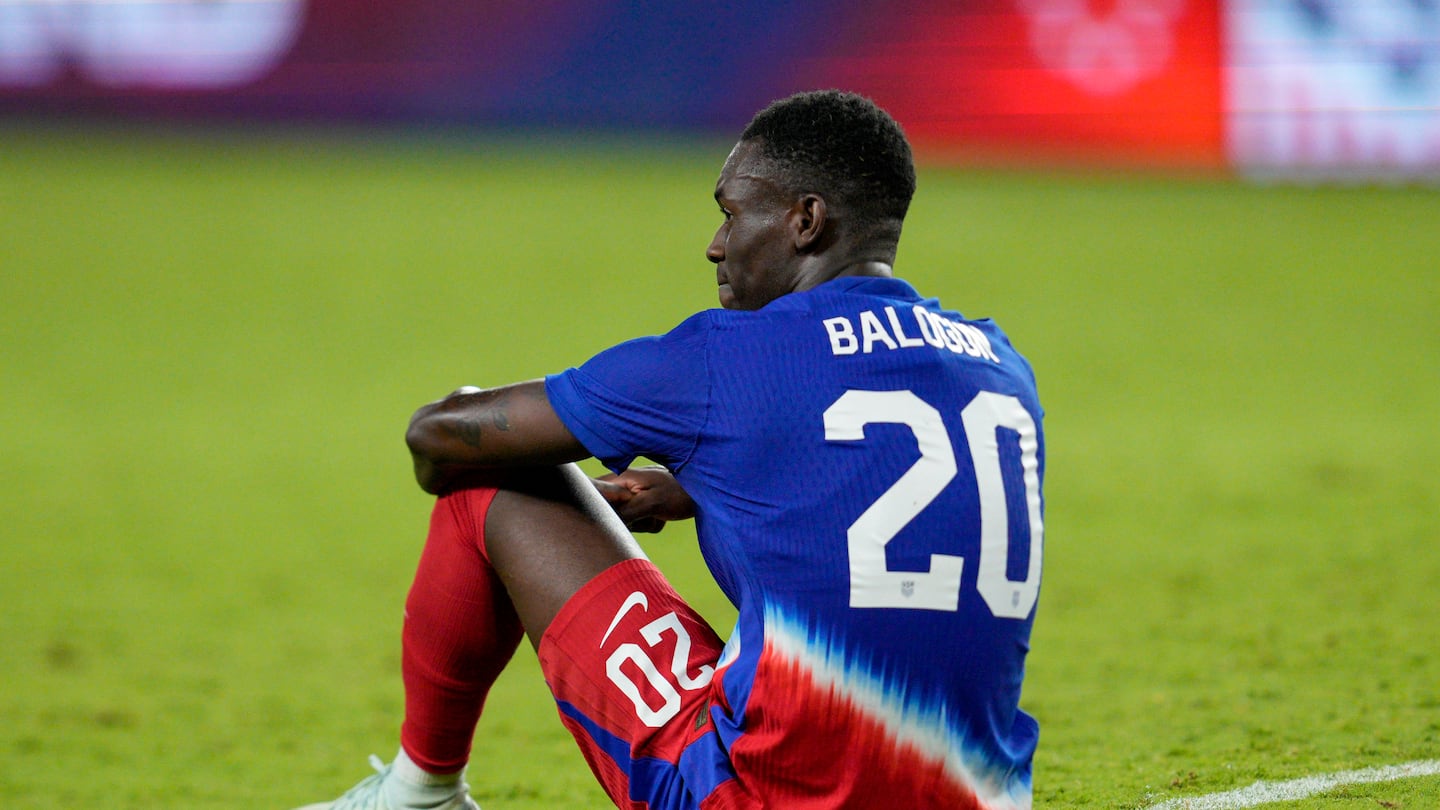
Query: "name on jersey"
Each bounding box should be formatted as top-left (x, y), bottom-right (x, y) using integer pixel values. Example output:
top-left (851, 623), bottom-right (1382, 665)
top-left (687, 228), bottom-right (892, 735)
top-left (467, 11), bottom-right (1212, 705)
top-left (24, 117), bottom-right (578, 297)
top-left (822, 305), bottom-right (1000, 362)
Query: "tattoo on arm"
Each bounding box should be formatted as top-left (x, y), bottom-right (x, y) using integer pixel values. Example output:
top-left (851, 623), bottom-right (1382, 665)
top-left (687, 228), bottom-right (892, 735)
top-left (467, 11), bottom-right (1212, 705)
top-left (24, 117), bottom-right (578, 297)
top-left (457, 416), bottom-right (484, 448)
top-left (454, 389), bottom-right (514, 448)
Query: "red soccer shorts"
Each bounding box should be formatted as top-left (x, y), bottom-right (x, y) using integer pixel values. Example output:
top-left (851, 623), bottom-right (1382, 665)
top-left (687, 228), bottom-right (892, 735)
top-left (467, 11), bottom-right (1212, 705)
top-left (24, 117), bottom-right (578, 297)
top-left (538, 558), bottom-right (755, 810)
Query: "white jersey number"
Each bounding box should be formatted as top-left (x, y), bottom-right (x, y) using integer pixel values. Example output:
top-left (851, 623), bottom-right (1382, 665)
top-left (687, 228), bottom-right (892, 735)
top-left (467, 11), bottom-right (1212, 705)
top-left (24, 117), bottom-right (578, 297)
top-left (823, 389), bottom-right (1043, 618)
top-left (605, 612), bottom-right (715, 728)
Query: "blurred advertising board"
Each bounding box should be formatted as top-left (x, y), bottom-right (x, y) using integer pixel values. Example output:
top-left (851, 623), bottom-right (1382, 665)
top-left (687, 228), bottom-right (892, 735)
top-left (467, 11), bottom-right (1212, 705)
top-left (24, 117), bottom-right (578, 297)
top-left (1224, 0), bottom-right (1440, 180)
top-left (812, 0), bottom-right (1227, 168)
top-left (2, 0), bottom-right (1437, 179)
top-left (0, 0), bottom-right (841, 127)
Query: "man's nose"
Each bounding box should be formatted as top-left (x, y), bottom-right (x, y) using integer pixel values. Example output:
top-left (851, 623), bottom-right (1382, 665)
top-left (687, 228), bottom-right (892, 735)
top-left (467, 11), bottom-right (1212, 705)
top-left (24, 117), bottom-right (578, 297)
top-left (705, 231), bottom-right (724, 264)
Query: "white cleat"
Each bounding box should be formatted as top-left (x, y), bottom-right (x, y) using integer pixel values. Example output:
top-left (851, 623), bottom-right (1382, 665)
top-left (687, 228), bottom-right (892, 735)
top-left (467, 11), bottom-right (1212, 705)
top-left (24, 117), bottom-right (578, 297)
top-left (292, 754), bottom-right (479, 810)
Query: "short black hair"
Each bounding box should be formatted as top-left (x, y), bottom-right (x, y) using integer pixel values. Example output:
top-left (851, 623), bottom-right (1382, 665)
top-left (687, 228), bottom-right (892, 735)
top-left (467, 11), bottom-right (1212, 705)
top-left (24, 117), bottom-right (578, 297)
top-left (740, 90), bottom-right (917, 240)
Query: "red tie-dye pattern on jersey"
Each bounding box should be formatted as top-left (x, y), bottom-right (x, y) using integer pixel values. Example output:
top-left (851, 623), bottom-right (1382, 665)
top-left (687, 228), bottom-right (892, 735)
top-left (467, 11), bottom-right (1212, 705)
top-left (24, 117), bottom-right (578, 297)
top-left (714, 640), bottom-right (1027, 810)
top-left (538, 559), bottom-right (1030, 810)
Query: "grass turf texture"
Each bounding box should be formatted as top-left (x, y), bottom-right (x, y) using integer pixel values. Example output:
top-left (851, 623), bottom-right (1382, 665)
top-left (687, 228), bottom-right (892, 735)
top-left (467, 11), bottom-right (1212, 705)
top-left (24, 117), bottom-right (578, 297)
top-left (2, 125), bottom-right (1437, 809)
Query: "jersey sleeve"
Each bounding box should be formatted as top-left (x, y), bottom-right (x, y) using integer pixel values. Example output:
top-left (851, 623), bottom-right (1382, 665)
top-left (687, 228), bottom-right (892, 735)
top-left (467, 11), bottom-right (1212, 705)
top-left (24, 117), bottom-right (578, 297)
top-left (544, 312), bottom-right (714, 473)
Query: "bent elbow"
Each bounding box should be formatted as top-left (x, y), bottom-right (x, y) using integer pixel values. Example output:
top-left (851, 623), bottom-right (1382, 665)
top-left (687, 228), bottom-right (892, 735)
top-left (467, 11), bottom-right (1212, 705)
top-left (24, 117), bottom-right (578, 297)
top-left (412, 460), bottom-right (446, 495)
top-left (405, 417), bottom-right (434, 461)
top-left (406, 412), bottom-right (450, 493)
top-left (408, 439), bottom-right (450, 495)
top-left (406, 397), bottom-right (456, 459)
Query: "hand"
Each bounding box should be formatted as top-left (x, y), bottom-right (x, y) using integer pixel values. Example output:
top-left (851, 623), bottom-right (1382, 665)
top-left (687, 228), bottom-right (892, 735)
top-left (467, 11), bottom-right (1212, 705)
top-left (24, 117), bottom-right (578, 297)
top-left (592, 466), bottom-right (696, 533)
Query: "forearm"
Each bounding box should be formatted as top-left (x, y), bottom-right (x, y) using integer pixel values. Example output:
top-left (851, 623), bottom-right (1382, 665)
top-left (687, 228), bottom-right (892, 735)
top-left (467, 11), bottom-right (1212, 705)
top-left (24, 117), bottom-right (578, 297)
top-left (406, 380), bottom-right (589, 493)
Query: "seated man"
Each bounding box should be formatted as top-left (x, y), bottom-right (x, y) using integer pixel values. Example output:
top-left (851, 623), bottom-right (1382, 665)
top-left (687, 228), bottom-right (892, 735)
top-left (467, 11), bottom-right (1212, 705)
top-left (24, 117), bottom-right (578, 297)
top-left (295, 89), bottom-right (1045, 810)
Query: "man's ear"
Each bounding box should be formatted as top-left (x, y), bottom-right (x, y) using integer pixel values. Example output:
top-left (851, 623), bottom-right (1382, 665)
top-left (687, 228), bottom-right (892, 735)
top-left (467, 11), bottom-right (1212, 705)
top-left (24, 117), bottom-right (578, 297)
top-left (790, 194), bottom-right (827, 252)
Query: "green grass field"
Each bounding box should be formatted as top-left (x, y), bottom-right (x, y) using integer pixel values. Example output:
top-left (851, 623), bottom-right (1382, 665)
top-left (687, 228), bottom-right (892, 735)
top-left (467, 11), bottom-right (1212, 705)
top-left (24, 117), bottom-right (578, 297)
top-left (2, 124), bottom-right (1437, 809)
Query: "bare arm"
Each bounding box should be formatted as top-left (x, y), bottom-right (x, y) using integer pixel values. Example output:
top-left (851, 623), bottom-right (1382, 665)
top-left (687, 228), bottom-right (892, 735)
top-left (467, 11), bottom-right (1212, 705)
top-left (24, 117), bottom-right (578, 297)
top-left (405, 380), bottom-right (590, 494)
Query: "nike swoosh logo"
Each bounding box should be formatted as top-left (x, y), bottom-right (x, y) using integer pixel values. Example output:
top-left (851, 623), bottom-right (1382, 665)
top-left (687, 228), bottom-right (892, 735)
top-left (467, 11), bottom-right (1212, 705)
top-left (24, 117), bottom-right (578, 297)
top-left (600, 591), bottom-right (648, 647)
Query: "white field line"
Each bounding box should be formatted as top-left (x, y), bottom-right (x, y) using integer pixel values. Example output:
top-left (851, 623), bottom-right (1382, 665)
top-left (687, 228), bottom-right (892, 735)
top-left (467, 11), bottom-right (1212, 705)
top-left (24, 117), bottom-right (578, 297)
top-left (1142, 759), bottom-right (1440, 809)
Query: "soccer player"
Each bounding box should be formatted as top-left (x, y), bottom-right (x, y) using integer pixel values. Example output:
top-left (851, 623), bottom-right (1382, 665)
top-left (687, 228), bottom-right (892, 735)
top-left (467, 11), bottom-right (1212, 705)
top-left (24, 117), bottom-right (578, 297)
top-left (295, 89), bottom-right (1045, 810)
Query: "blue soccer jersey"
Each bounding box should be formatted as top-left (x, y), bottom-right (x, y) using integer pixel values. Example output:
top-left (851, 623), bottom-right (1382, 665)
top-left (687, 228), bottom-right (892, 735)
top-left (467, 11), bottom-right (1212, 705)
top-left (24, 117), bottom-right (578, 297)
top-left (545, 276), bottom-right (1044, 809)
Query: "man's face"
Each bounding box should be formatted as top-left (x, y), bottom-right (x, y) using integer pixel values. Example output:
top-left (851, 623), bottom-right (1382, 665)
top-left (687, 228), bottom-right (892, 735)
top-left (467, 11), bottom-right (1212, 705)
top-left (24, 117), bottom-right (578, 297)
top-left (706, 140), bottom-right (798, 311)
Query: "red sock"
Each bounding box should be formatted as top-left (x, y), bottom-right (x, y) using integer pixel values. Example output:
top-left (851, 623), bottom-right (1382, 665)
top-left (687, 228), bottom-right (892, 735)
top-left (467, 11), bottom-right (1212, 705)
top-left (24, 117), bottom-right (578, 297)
top-left (400, 487), bottom-right (524, 774)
